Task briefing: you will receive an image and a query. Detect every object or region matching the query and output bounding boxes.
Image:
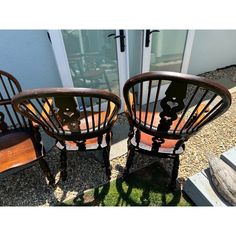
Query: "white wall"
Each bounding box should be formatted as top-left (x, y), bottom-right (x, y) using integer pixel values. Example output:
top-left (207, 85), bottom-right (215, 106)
top-left (188, 30), bottom-right (236, 75)
top-left (0, 30), bottom-right (62, 90)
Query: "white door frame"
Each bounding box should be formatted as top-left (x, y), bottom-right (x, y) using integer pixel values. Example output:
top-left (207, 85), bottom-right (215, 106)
top-left (181, 30), bottom-right (195, 73)
top-left (115, 30), bottom-right (129, 112)
top-left (48, 30), bottom-right (129, 112)
top-left (48, 30), bottom-right (74, 87)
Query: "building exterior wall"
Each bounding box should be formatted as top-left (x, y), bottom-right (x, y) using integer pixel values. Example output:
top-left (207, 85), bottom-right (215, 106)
top-left (0, 30), bottom-right (61, 89)
top-left (1, 30), bottom-right (236, 90)
top-left (188, 30), bottom-right (236, 75)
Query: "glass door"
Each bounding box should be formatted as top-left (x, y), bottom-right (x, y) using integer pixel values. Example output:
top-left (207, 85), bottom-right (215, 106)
top-left (141, 30), bottom-right (195, 101)
top-left (143, 30), bottom-right (188, 72)
top-left (49, 30), bottom-right (129, 111)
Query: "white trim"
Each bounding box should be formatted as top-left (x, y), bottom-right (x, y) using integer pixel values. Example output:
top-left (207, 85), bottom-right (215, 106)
top-left (141, 30), bottom-right (152, 73)
top-left (141, 30), bottom-right (152, 101)
top-left (181, 30), bottom-right (195, 73)
top-left (116, 30), bottom-right (129, 112)
top-left (48, 30), bottom-right (74, 87)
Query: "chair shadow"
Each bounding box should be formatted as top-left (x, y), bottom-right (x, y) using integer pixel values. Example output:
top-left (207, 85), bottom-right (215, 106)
top-left (0, 148), bottom-right (110, 206)
top-left (64, 161), bottom-right (184, 206)
top-left (0, 147), bottom-right (184, 206)
top-left (114, 162), bottom-right (182, 206)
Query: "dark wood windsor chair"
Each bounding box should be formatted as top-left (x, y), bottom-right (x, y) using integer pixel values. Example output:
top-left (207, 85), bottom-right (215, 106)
top-left (123, 71), bottom-right (231, 189)
top-left (12, 88), bottom-right (121, 181)
top-left (0, 70), bottom-right (55, 185)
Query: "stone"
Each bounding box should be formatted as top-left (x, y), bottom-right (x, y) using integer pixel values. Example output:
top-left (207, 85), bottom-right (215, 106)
top-left (208, 154), bottom-right (236, 206)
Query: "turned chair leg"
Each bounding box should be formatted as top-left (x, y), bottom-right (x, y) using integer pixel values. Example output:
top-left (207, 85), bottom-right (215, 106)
top-left (169, 155), bottom-right (180, 190)
top-left (103, 146), bottom-right (111, 180)
top-left (123, 146), bottom-right (135, 179)
top-left (60, 148), bottom-right (68, 181)
top-left (39, 158), bottom-right (55, 186)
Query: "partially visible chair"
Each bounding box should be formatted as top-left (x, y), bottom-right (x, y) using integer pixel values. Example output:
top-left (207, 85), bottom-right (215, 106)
top-left (0, 70), bottom-right (55, 185)
top-left (123, 71), bottom-right (231, 189)
top-left (12, 88), bottom-right (121, 181)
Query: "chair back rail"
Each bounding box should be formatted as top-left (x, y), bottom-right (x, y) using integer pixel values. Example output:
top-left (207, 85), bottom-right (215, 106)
top-left (123, 71), bottom-right (231, 140)
top-left (0, 70), bottom-right (28, 133)
top-left (12, 88), bottom-right (121, 141)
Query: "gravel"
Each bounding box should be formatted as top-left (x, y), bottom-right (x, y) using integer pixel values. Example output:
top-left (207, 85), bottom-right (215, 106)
top-left (0, 67), bottom-right (236, 206)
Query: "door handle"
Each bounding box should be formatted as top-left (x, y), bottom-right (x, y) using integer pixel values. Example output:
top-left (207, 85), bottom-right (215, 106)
top-left (145, 30), bottom-right (159, 47)
top-left (108, 30), bottom-right (125, 52)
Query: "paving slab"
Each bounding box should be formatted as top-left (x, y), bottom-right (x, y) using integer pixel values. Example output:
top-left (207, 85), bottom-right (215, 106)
top-left (220, 147), bottom-right (236, 171)
top-left (183, 168), bottom-right (231, 206)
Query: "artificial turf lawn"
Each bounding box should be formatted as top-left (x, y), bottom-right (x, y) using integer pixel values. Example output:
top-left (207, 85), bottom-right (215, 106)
top-left (62, 161), bottom-right (193, 206)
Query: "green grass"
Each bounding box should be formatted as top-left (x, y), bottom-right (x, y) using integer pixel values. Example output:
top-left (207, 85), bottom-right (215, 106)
top-left (62, 162), bottom-right (193, 206)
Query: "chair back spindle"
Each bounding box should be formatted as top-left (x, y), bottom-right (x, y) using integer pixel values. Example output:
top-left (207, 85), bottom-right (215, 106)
top-left (12, 88), bottom-right (121, 143)
top-left (123, 71), bottom-right (231, 141)
top-left (0, 70), bottom-right (28, 134)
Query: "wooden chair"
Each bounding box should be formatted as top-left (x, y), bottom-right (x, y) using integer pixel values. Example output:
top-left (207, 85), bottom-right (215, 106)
top-left (12, 88), bottom-right (121, 181)
top-left (123, 71), bottom-right (231, 189)
top-left (0, 70), bottom-right (55, 185)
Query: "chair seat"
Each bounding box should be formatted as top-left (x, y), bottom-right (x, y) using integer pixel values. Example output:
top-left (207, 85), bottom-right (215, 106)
top-left (131, 111), bottom-right (186, 154)
top-left (56, 111), bottom-right (109, 150)
top-left (0, 132), bottom-right (38, 173)
top-left (131, 131), bottom-right (184, 154)
top-left (56, 134), bottom-right (107, 151)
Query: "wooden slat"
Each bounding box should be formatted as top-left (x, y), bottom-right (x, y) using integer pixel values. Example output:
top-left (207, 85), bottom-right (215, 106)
top-left (144, 80), bottom-right (152, 127)
top-left (36, 98), bottom-right (59, 133)
top-left (103, 101), bottom-right (110, 129)
top-left (180, 89), bottom-right (209, 134)
top-left (131, 86), bottom-right (136, 120)
top-left (189, 94), bottom-right (217, 132)
top-left (90, 97), bottom-right (95, 131)
top-left (173, 85), bottom-right (199, 133)
top-left (194, 100), bottom-right (223, 131)
top-left (150, 79), bottom-right (161, 130)
top-left (98, 98), bottom-right (101, 131)
top-left (138, 82), bottom-right (143, 126)
top-left (81, 96), bottom-right (90, 133)
top-left (44, 97), bottom-right (64, 131)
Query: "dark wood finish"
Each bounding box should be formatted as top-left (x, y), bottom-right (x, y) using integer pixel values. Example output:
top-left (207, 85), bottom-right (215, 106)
top-left (123, 71), bottom-right (232, 189)
top-left (13, 87), bottom-right (121, 181)
top-left (0, 132), bottom-right (37, 173)
top-left (0, 70), bottom-right (54, 185)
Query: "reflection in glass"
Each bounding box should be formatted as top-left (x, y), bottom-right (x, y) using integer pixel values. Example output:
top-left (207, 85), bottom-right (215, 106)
top-left (62, 30), bottom-right (120, 96)
top-left (150, 30), bottom-right (188, 73)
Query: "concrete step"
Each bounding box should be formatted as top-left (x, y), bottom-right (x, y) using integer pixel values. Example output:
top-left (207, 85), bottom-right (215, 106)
top-left (183, 168), bottom-right (230, 206)
top-left (220, 147), bottom-right (236, 171)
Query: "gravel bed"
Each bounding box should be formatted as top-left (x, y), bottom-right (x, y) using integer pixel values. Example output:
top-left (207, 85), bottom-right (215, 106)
top-left (0, 67), bottom-right (236, 206)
